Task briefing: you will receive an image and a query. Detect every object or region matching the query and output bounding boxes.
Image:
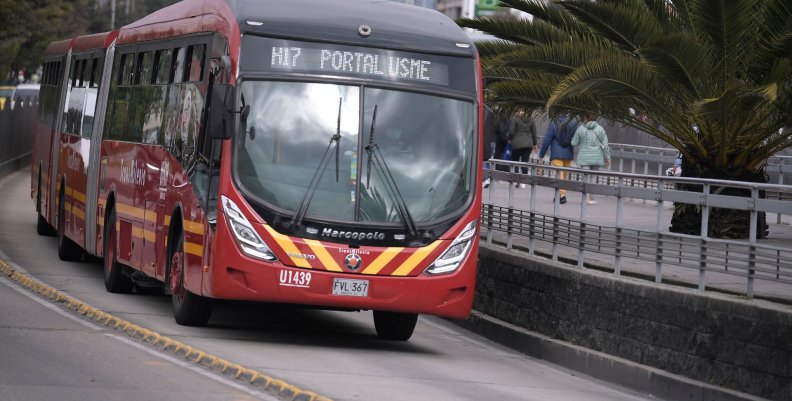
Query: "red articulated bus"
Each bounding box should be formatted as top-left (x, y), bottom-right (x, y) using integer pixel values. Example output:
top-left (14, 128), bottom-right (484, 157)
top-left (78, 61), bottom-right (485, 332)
top-left (32, 0), bottom-right (483, 341)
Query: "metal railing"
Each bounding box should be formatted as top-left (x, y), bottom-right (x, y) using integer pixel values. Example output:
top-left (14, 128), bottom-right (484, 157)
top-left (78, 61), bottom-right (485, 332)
top-left (481, 159), bottom-right (792, 303)
top-left (0, 96), bottom-right (37, 177)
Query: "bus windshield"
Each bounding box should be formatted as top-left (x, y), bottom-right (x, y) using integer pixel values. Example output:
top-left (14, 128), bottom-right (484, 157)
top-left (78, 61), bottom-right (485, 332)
top-left (235, 80), bottom-right (475, 225)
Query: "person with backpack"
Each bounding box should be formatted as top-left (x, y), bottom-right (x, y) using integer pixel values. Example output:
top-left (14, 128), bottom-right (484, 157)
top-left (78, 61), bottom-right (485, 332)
top-left (571, 113), bottom-right (610, 205)
top-left (538, 114), bottom-right (577, 204)
top-left (509, 110), bottom-right (538, 188)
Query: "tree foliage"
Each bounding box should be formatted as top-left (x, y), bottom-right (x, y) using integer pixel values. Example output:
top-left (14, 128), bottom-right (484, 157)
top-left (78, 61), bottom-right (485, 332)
top-left (459, 0), bottom-right (792, 176)
top-left (0, 0), bottom-right (179, 82)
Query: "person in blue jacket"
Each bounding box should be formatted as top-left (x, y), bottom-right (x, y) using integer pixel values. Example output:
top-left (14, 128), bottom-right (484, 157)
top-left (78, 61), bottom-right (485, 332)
top-left (538, 114), bottom-right (578, 204)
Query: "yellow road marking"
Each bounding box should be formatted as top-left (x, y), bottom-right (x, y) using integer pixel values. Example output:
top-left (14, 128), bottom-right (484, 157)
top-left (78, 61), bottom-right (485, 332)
top-left (0, 259), bottom-right (333, 401)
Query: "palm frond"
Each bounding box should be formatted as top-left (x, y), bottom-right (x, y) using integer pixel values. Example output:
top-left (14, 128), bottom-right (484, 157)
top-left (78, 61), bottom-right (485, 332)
top-left (561, 0), bottom-right (666, 52)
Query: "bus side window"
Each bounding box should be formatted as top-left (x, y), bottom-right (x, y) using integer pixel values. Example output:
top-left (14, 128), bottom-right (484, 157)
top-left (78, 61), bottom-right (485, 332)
top-left (187, 44), bottom-right (205, 82)
top-left (153, 49), bottom-right (173, 85)
top-left (172, 47), bottom-right (186, 84)
top-left (82, 57), bottom-right (102, 138)
top-left (135, 51), bottom-right (153, 85)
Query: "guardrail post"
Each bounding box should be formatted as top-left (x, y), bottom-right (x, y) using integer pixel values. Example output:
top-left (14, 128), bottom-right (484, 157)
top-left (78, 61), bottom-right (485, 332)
top-left (747, 187), bottom-right (758, 298)
top-left (486, 163), bottom-right (494, 245)
top-left (507, 164), bottom-right (515, 250)
top-left (552, 173), bottom-right (561, 262)
top-left (615, 177), bottom-right (624, 275)
top-left (698, 183), bottom-right (710, 292)
top-left (578, 171), bottom-right (589, 269)
top-left (529, 165), bottom-right (537, 256)
top-left (655, 179), bottom-right (665, 283)
top-left (778, 170), bottom-right (785, 224)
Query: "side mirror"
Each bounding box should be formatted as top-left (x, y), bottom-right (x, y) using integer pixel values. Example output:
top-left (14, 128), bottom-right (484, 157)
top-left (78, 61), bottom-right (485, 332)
top-left (208, 84), bottom-right (233, 139)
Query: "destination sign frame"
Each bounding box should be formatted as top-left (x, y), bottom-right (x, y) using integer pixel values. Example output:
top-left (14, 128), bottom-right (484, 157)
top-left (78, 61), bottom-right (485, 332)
top-left (240, 36), bottom-right (476, 93)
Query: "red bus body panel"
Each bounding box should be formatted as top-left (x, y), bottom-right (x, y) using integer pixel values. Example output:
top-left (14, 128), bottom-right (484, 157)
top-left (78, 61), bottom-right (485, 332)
top-left (34, 0), bottom-right (481, 320)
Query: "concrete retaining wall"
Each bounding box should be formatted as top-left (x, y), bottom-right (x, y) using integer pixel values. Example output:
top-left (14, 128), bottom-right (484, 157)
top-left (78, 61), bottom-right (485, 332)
top-left (474, 244), bottom-right (792, 401)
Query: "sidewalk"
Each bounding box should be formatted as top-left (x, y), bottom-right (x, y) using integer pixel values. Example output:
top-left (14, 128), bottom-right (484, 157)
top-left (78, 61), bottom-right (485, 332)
top-left (481, 179), bottom-right (792, 304)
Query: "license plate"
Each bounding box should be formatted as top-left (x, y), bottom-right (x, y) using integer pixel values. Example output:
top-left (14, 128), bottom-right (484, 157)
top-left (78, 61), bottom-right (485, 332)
top-left (332, 278), bottom-right (369, 297)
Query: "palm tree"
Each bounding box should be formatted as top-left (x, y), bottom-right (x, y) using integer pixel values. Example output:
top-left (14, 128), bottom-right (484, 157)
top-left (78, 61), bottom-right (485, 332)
top-left (460, 0), bottom-right (792, 238)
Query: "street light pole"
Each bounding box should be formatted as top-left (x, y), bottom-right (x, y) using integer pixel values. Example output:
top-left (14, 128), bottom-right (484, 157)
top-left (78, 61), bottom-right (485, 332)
top-left (111, 0), bottom-right (116, 29)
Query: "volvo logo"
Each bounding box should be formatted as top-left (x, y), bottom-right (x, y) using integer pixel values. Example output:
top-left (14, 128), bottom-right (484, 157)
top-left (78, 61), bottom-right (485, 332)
top-left (344, 253), bottom-right (363, 271)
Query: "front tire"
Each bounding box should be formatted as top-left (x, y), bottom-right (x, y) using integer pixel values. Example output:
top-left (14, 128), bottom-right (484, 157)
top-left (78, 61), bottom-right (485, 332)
top-left (373, 311), bottom-right (418, 341)
top-left (169, 233), bottom-right (212, 326)
top-left (57, 190), bottom-right (83, 261)
top-left (103, 208), bottom-right (133, 293)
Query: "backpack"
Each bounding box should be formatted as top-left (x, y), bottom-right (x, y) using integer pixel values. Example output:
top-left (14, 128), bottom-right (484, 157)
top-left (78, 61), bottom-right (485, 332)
top-left (557, 118), bottom-right (576, 148)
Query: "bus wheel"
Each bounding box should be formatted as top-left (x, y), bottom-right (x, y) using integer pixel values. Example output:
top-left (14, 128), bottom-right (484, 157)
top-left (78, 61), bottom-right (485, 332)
top-left (103, 208), bottom-right (133, 293)
top-left (36, 177), bottom-right (55, 236)
top-left (57, 189), bottom-right (83, 261)
top-left (169, 233), bottom-right (212, 326)
top-left (373, 311), bottom-right (418, 341)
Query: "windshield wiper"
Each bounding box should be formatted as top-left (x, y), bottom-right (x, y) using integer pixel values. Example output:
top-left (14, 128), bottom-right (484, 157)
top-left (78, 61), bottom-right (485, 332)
top-left (292, 98), bottom-right (342, 228)
top-left (364, 105), bottom-right (419, 237)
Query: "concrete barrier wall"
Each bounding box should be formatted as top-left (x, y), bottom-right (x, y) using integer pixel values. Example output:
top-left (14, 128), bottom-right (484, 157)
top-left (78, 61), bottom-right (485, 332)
top-left (474, 244), bottom-right (792, 401)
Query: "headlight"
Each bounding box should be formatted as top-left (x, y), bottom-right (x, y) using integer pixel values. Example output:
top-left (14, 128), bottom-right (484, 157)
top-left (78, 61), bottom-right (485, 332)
top-left (425, 220), bottom-right (477, 275)
top-left (221, 195), bottom-right (277, 261)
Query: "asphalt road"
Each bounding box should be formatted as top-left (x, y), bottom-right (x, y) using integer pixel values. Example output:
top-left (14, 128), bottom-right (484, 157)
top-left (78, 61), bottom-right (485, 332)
top-left (0, 169), bottom-right (658, 401)
top-left (0, 274), bottom-right (276, 401)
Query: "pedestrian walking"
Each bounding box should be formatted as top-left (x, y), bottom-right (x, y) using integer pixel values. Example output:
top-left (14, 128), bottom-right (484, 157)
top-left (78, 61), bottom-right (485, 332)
top-left (509, 110), bottom-right (537, 188)
top-left (571, 113), bottom-right (610, 205)
top-left (493, 111), bottom-right (511, 167)
top-left (538, 114), bottom-right (577, 204)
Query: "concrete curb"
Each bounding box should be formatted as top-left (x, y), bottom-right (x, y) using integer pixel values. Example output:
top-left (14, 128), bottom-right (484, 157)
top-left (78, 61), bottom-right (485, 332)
top-left (453, 310), bottom-right (768, 401)
top-left (0, 258), bottom-right (334, 401)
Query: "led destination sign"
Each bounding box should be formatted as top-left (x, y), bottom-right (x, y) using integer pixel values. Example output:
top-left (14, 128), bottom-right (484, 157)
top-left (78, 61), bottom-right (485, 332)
top-left (244, 37), bottom-right (461, 87)
top-left (270, 46), bottom-right (447, 85)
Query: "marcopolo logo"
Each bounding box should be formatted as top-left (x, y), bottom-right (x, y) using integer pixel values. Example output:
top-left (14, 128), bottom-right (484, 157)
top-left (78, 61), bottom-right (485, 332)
top-left (321, 228), bottom-right (385, 241)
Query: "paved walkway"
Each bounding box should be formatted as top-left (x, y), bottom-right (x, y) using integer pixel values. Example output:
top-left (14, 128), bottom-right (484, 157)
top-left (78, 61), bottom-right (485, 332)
top-left (481, 178), bottom-right (792, 304)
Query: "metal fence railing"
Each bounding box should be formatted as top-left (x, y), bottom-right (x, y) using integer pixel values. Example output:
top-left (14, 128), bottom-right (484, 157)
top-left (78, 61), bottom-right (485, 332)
top-left (0, 95), bottom-right (37, 177)
top-left (481, 159), bottom-right (792, 303)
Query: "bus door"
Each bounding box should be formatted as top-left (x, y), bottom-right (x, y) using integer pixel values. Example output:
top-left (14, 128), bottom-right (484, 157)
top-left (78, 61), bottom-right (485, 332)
top-left (49, 51), bottom-right (72, 231)
top-left (85, 43), bottom-right (115, 256)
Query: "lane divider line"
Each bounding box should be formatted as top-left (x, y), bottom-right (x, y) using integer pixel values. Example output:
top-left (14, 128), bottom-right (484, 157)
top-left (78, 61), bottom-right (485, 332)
top-left (0, 258), bottom-right (333, 401)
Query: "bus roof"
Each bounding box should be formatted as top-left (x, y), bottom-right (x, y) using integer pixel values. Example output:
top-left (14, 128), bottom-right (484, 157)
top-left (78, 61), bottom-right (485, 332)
top-left (45, 39), bottom-right (73, 56)
top-left (119, 0), bottom-right (238, 46)
top-left (73, 31), bottom-right (119, 53)
top-left (116, 0), bottom-right (474, 57)
top-left (230, 0), bottom-right (475, 56)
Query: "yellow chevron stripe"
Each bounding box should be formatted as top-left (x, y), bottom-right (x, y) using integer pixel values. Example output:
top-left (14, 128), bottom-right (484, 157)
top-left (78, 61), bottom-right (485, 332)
top-left (164, 215), bottom-right (171, 226)
top-left (262, 225), bottom-right (311, 269)
top-left (129, 226), bottom-right (156, 242)
top-left (391, 241), bottom-right (442, 277)
top-left (304, 239), bottom-right (342, 272)
top-left (116, 203), bottom-right (145, 220)
top-left (185, 242), bottom-right (203, 257)
top-left (72, 207), bottom-right (85, 220)
top-left (184, 220), bottom-right (205, 235)
top-left (144, 213), bottom-right (157, 224)
top-left (71, 188), bottom-right (86, 203)
top-left (361, 247), bottom-right (404, 275)
top-left (66, 186), bottom-right (73, 198)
